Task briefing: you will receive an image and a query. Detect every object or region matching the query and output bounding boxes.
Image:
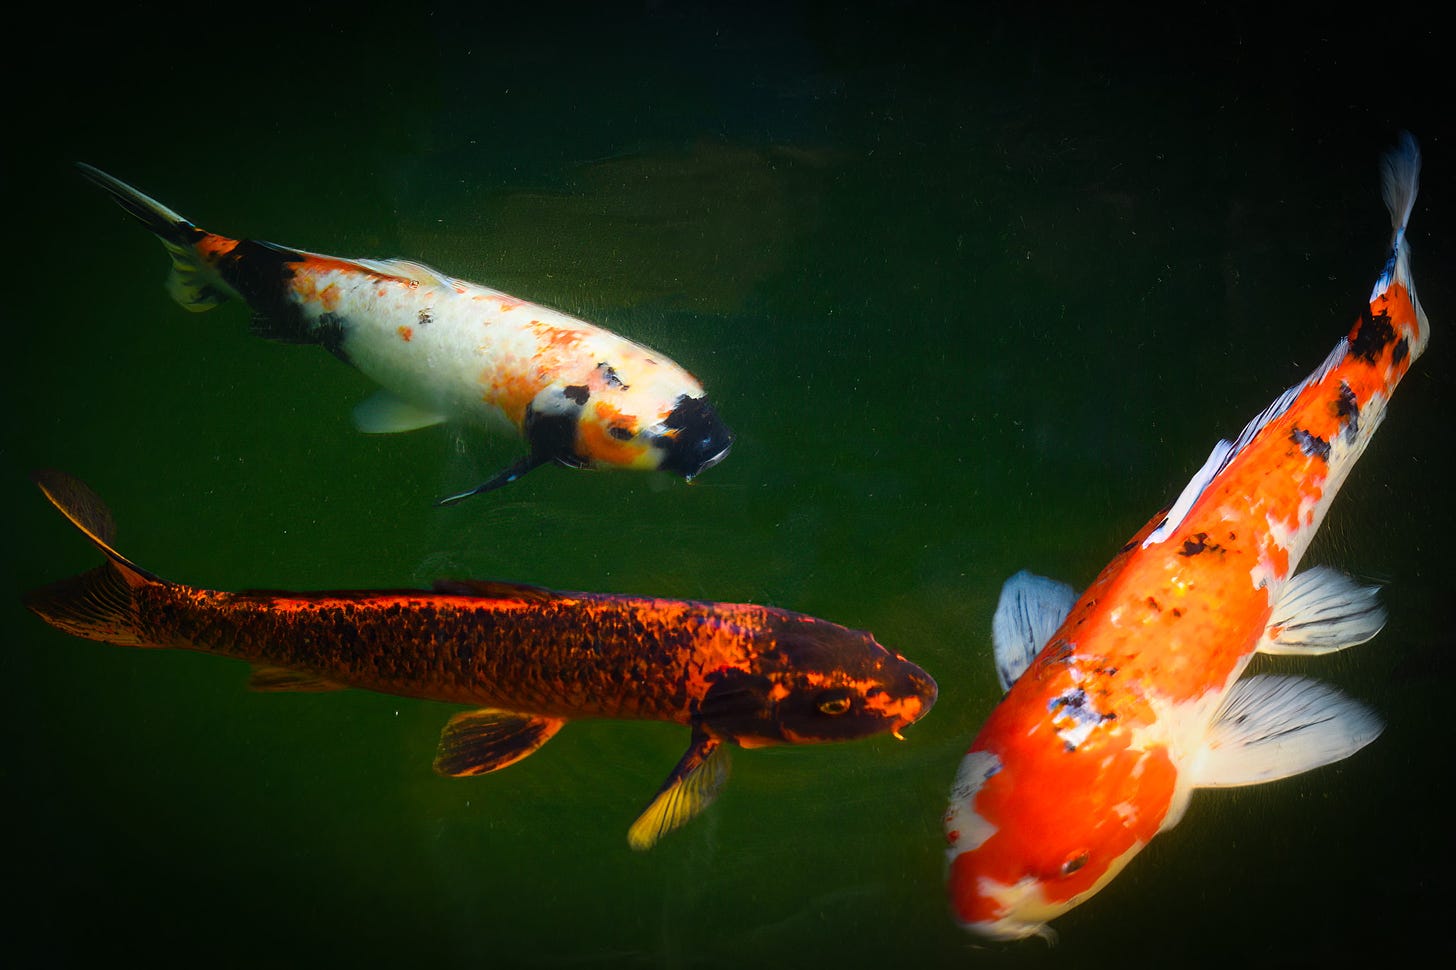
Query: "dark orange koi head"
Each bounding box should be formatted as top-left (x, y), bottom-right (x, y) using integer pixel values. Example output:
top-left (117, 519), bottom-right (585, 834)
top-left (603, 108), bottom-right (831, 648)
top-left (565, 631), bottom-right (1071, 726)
top-left (696, 615), bottom-right (937, 748)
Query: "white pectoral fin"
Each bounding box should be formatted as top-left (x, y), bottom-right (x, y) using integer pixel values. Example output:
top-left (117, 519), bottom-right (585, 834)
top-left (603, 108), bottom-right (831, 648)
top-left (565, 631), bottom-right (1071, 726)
top-left (991, 570), bottom-right (1077, 692)
top-left (352, 390), bottom-right (448, 434)
top-left (1258, 566), bottom-right (1387, 656)
top-left (1192, 675), bottom-right (1384, 788)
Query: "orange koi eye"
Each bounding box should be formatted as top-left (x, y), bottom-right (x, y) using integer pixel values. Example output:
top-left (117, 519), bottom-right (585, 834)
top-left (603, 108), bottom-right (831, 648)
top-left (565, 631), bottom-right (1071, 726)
top-left (815, 691), bottom-right (853, 716)
top-left (1061, 852), bottom-right (1090, 876)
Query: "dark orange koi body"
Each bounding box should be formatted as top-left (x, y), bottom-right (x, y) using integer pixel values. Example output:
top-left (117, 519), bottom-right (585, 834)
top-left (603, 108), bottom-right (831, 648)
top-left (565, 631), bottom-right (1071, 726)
top-left (25, 471), bottom-right (935, 849)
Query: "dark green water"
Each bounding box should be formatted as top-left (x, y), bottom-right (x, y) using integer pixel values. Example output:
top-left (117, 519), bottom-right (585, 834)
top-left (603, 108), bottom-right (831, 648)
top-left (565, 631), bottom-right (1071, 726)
top-left (6, 6), bottom-right (1452, 967)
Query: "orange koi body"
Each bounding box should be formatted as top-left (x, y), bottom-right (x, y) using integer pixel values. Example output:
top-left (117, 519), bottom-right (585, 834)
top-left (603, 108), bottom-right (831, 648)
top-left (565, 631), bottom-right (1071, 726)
top-left (945, 135), bottom-right (1428, 941)
top-left (77, 165), bottom-right (733, 503)
top-left (25, 472), bottom-right (934, 849)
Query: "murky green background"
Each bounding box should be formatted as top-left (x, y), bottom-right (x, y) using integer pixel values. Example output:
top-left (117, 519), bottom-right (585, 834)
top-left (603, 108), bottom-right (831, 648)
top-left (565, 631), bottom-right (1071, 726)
top-left (5, 6), bottom-right (1451, 968)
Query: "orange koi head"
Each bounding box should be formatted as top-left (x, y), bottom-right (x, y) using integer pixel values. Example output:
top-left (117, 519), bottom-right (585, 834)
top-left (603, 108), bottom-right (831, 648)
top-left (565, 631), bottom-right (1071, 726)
top-left (696, 615), bottom-right (937, 748)
top-left (943, 715), bottom-right (1178, 942)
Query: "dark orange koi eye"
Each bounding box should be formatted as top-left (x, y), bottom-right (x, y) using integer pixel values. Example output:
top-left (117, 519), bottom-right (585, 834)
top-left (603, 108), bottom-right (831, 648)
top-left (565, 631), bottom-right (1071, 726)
top-left (815, 691), bottom-right (853, 716)
top-left (1061, 852), bottom-right (1089, 876)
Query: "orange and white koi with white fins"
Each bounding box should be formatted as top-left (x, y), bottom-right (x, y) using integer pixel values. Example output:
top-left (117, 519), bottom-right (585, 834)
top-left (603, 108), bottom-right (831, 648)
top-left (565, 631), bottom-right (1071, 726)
top-left (77, 164), bottom-right (734, 504)
top-left (944, 133), bottom-right (1429, 943)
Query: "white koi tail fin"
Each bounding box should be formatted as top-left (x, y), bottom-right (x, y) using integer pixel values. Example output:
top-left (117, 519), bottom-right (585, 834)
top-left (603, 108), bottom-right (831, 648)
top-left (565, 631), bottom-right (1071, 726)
top-left (77, 163), bottom-right (230, 312)
top-left (24, 470), bottom-right (164, 648)
top-left (1372, 132), bottom-right (1429, 358)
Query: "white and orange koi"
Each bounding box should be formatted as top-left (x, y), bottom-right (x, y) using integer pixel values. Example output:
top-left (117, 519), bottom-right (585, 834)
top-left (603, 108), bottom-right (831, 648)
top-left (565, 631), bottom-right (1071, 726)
top-left (944, 134), bottom-right (1428, 942)
top-left (78, 165), bottom-right (733, 504)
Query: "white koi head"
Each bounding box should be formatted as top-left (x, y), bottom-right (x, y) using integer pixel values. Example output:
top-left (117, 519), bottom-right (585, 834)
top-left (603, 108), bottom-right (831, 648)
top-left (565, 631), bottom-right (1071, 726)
top-left (532, 360), bottom-right (732, 479)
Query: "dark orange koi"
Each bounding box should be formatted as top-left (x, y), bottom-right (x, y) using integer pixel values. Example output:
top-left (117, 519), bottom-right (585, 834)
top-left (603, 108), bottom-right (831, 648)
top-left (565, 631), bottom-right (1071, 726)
top-left (24, 471), bottom-right (936, 849)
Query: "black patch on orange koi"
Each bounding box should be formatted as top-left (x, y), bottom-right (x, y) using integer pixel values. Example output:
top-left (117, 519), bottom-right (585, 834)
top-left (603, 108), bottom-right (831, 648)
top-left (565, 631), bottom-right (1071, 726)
top-left (563, 385), bottom-right (590, 406)
top-left (1335, 381), bottom-right (1361, 443)
top-left (1392, 337), bottom-right (1409, 367)
top-left (1179, 532), bottom-right (1210, 556)
top-left (1350, 307), bottom-right (1396, 364)
top-left (1290, 427), bottom-right (1331, 461)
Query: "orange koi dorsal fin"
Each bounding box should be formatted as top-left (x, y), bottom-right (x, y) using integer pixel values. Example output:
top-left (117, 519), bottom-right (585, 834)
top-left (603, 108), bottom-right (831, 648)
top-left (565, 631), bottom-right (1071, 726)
top-left (433, 709), bottom-right (567, 776)
top-left (430, 579), bottom-right (561, 603)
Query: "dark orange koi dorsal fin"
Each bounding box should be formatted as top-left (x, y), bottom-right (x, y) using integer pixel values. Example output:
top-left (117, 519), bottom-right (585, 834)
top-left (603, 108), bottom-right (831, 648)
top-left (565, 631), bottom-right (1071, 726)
top-left (433, 709), bottom-right (567, 777)
top-left (430, 579), bottom-right (561, 603)
top-left (248, 666), bottom-right (348, 692)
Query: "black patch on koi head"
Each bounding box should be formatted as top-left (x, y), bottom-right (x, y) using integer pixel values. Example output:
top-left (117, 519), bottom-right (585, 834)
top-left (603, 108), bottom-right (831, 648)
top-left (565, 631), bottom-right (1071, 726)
top-left (1350, 306), bottom-right (1396, 364)
top-left (656, 395), bottom-right (733, 480)
top-left (563, 385), bottom-right (590, 406)
top-left (1290, 427), bottom-right (1331, 462)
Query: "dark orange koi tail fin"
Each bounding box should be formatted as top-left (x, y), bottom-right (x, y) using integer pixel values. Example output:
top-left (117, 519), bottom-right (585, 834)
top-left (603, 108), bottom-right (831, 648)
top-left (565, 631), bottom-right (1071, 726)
top-left (24, 470), bottom-right (165, 648)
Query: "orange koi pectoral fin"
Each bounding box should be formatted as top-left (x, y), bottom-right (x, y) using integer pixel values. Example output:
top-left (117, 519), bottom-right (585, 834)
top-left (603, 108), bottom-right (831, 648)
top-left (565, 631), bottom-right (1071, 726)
top-left (626, 730), bottom-right (731, 851)
top-left (247, 666), bottom-right (348, 692)
top-left (432, 709), bottom-right (568, 777)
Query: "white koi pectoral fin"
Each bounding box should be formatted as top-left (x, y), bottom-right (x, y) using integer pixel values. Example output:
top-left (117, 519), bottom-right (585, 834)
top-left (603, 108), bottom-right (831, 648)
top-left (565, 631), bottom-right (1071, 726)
top-left (432, 709), bottom-right (567, 777)
top-left (352, 390), bottom-right (448, 434)
top-left (992, 570), bottom-right (1077, 692)
top-left (627, 731), bottom-right (730, 851)
top-left (1258, 566), bottom-right (1387, 656)
top-left (248, 666), bottom-right (348, 692)
top-left (1191, 675), bottom-right (1383, 788)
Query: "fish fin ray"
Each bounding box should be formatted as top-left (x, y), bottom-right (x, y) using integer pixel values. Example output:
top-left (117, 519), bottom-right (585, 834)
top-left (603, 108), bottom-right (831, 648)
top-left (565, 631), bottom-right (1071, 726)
top-left (1257, 567), bottom-right (1386, 656)
top-left (352, 390), bottom-right (448, 434)
top-left (991, 570), bottom-right (1077, 691)
top-left (627, 731), bottom-right (729, 851)
top-left (433, 709), bottom-right (567, 777)
top-left (248, 666), bottom-right (348, 692)
top-left (25, 471), bottom-right (162, 647)
top-left (1193, 675), bottom-right (1383, 788)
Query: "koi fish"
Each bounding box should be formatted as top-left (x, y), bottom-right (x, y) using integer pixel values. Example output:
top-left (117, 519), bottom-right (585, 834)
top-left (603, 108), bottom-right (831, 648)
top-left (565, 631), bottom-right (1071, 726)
top-left (944, 134), bottom-right (1428, 942)
top-left (77, 164), bottom-right (733, 504)
top-left (24, 470), bottom-right (935, 849)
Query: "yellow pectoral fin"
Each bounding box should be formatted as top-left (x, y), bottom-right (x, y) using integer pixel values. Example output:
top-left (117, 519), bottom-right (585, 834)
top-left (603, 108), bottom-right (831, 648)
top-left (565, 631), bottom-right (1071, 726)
top-left (433, 709), bottom-right (567, 777)
top-left (627, 732), bottom-right (730, 851)
top-left (248, 666), bottom-right (347, 692)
